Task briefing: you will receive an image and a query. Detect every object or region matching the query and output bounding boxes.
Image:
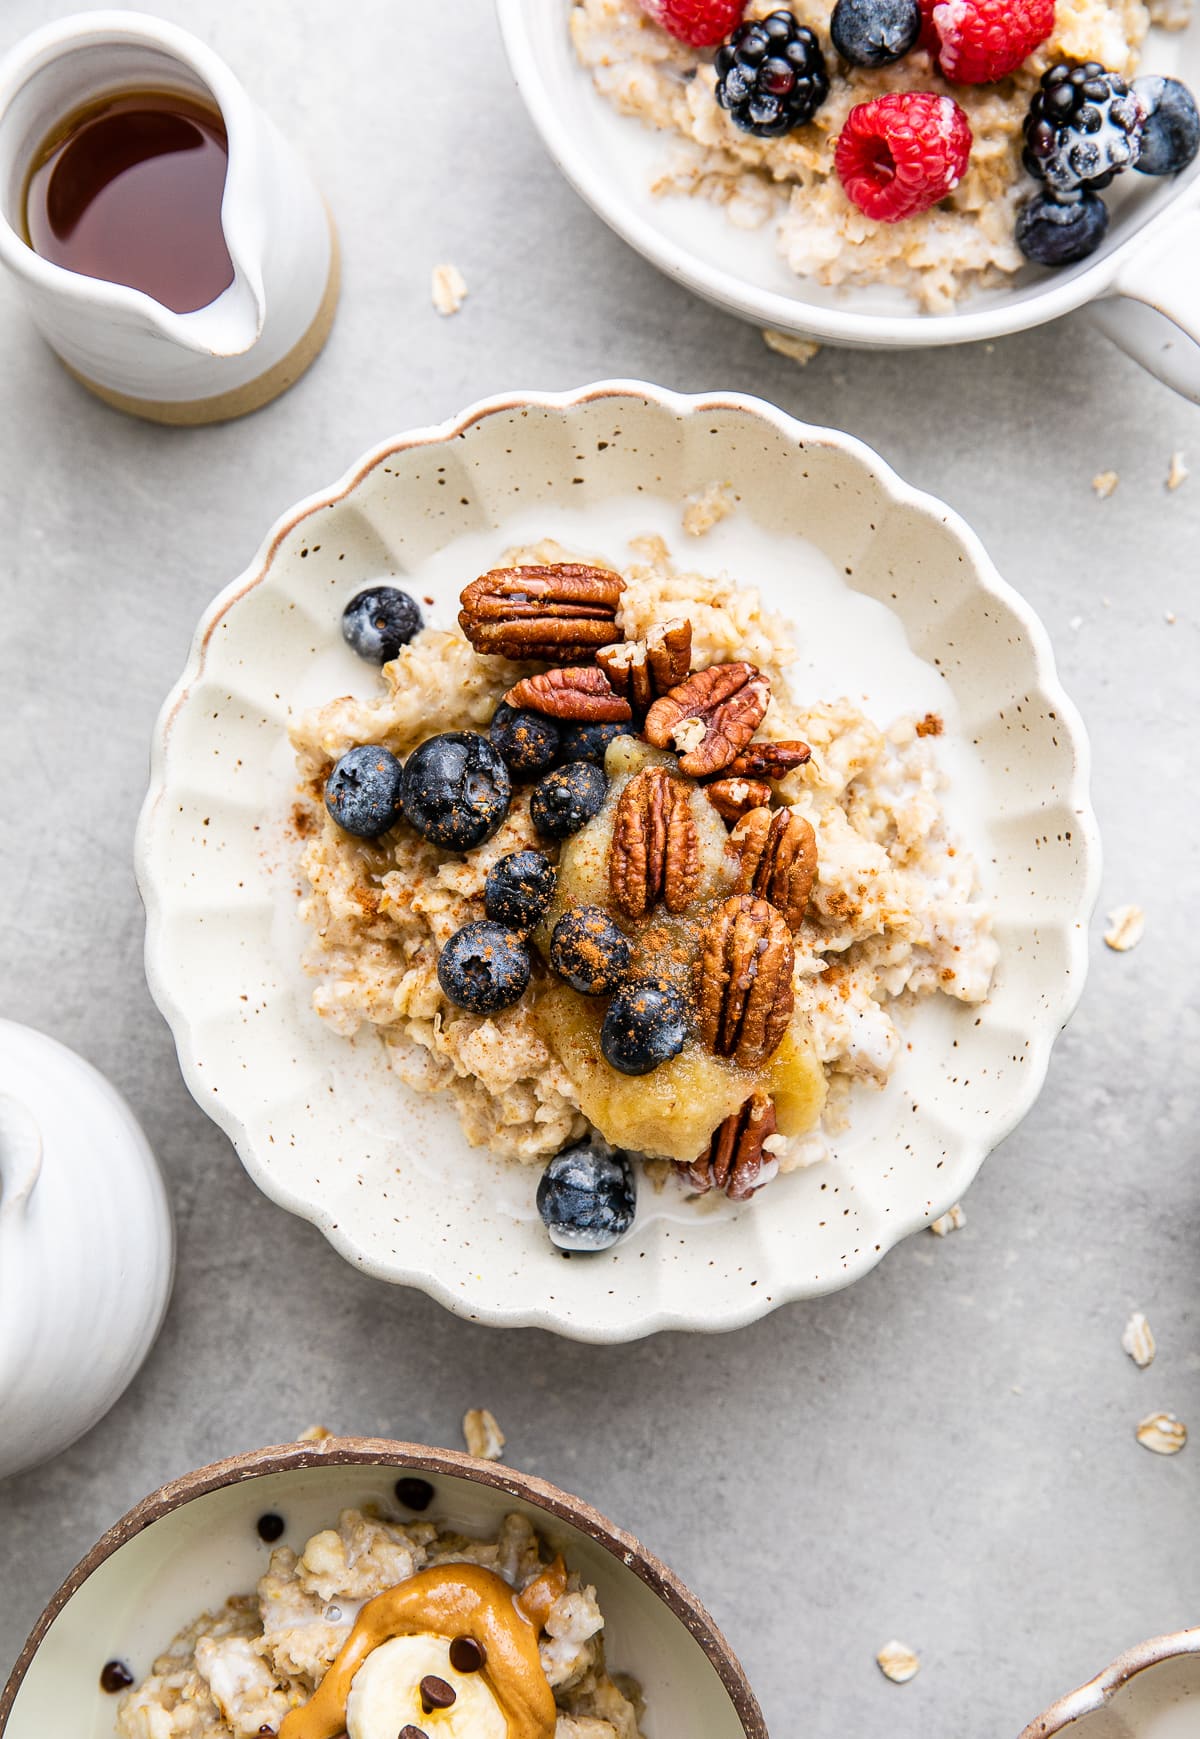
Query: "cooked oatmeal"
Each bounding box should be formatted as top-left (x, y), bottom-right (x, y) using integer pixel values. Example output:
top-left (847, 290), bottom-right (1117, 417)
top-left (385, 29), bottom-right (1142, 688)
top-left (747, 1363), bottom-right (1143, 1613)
top-left (117, 1509), bottom-right (643, 1739)
top-left (570, 0), bottom-right (1156, 310)
top-left (290, 534), bottom-right (997, 1183)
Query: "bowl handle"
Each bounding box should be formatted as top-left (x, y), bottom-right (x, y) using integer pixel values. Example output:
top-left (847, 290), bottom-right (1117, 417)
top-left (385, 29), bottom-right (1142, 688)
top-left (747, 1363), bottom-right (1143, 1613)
top-left (1090, 209), bottom-right (1200, 402)
top-left (0, 1094), bottom-right (43, 1219)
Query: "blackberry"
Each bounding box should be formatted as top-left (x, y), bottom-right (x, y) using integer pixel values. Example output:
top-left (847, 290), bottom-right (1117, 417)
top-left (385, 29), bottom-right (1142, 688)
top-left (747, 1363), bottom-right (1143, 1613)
top-left (715, 10), bottom-right (829, 140)
top-left (1023, 63), bottom-right (1142, 194)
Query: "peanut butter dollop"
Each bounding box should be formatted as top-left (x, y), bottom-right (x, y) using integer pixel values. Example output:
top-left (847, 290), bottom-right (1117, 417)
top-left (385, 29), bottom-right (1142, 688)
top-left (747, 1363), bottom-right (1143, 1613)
top-left (278, 1560), bottom-right (567, 1739)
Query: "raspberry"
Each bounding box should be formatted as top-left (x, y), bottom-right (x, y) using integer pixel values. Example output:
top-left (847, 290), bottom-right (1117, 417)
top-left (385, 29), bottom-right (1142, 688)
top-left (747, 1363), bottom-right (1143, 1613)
top-left (835, 91), bottom-right (973, 222)
top-left (929, 0), bottom-right (1054, 84)
top-left (636, 0), bottom-right (746, 48)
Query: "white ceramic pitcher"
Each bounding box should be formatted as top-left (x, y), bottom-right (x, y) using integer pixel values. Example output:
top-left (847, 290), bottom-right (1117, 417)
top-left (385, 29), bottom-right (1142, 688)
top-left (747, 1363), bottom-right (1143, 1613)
top-left (0, 12), bottom-right (339, 424)
top-left (0, 1021), bottom-right (173, 1482)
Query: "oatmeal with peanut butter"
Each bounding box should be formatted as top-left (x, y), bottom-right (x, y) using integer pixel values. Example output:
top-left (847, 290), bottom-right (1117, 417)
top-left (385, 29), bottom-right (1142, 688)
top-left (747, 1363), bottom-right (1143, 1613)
top-left (116, 1505), bottom-right (642, 1739)
top-left (570, 0), bottom-right (1162, 312)
top-left (290, 534), bottom-right (997, 1243)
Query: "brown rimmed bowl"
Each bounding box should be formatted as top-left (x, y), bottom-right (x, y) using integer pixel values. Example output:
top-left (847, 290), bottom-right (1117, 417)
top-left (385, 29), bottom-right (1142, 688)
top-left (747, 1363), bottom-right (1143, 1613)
top-left (0, 1437), bottom-right (765, 1739)
top-left (1020, 1629), bottom-right (1200, 1737)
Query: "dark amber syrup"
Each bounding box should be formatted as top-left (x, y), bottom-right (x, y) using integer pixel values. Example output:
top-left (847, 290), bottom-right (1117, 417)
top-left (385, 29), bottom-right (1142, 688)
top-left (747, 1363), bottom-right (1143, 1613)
top-left (23, 89), bottom-right (235, 314)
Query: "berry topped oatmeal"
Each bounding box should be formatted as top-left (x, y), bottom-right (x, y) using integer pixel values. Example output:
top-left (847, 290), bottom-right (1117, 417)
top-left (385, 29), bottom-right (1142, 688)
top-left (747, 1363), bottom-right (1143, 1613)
top-left (115, 1504), bottom-right (642, 1738)
top-left (290, 533), bottom-right (998, 1251)
top-left (569, 0), bottom-right (1198, 310)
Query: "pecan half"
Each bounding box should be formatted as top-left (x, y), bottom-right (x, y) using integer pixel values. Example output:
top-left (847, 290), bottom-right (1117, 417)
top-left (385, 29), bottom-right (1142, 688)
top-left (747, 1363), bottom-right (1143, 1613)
top-left (504, 666), bottom-right (632, 722)
top-left (705, 776), bottom-right (772, 824)
top-left (644, 662), bottom-right (771, 778)
top-left (683, 1090), bottom-right (778, 1201)
top-left (695, 894), bottom-right (794, 1069)
top-left (458, 564), bottom-right (624, 661)
top-left (597, 618), bottom-right (693, 713)
top-left (729, 807), bottom-right (818, 931)
top-left (725, 739), bottom-right (812, 779)
top-left (609, 766), bottom-right (700, 918)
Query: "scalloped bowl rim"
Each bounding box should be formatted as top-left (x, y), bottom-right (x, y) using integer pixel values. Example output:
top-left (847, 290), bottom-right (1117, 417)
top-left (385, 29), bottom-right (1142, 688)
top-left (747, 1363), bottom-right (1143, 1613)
top-left (135, 380), bottom-right (1102, 1340)
top-left (0, 1436), bottom-right (766, 1738)
top-left (1018, 1629), bottom-right (1200, 1737)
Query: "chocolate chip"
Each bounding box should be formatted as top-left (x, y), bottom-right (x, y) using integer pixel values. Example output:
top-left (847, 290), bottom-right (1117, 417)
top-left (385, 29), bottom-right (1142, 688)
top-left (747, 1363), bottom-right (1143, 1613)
top-left (256, 1512), bottom-right (285, 1542)
top-left (394, 1476), bottom-right (435, 1511)
top-left (257, 1728), bottom-right (277, 1736)
top-left (448, 1635), bottom-right (486, 1674)
top-left (398, 1729), bottom-right (429, 1739)
top-left (419, 1675), bottom-right (456, 1713)
top-left (100, 1660), bottom-right (134, 1693)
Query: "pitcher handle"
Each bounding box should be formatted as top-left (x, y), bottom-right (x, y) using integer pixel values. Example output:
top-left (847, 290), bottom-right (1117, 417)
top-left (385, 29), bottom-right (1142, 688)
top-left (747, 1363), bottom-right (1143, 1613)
top-left (1090, 207), bottom-right (1200, 403)
top-left (0, 1094), bottom-right (43, 1217)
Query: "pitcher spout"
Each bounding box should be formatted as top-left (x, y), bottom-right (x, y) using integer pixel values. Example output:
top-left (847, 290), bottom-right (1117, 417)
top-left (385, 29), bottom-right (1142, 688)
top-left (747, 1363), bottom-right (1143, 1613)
top-left (150, 258), bottom-right (265, 359)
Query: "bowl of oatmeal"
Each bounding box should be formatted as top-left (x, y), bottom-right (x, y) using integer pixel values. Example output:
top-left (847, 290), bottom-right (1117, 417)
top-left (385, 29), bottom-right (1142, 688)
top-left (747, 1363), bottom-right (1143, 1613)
top-left (0, 1437), bottom-right (764, 1739)
top-left (1019, 1629), bottom-right (1200, 1737)
top-left (136, 382), bottom-right (1099, 1340)
top-left (496, 0), bottom-right (1200, 396)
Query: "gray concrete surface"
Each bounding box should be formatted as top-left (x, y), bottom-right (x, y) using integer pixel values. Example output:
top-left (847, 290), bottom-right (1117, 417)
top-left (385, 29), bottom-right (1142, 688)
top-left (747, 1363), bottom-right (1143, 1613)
top-left (1, 3), bottom-right (1198, 1734)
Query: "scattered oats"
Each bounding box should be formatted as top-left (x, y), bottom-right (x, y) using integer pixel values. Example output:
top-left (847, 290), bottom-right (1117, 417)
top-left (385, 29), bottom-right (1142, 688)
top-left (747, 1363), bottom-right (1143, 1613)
top-left (671, 717), bottom-right (707, 754)
top-left (1136, 1412), bottom-right (1187, 1456)
top-left (1092, 471), bottom-right (1119, 500)
top-left (1167, 451), bottom-right (1188, 491)
top-left (985, 343), bottom-right (996, 353)
top-left (1122, 1312), bottom-right (1156, 1369)
top-left (431, 263), bottom-right (468, 317)
top-left (1102, 596), bottom-right (1112, 608)
top-left (1069, 615), bottom-right (1084, 631)
top-left (1165, 611), bottom-right (1177, 625)
top-left (463, 1407), bottom-right (506, 1461)
top-left (1104, 904), bottom-right (1145, 952)
top-left (683, 481), bottom-right (735, 538)
top-left (762, 328), bottom-right (820, 366)
top-left (930, 1203), bottom-right (966, 1237)
top-left (297, 1424), bottom-right (332, 1442)
top-left (877, 1641), bottom-right (920, 1684)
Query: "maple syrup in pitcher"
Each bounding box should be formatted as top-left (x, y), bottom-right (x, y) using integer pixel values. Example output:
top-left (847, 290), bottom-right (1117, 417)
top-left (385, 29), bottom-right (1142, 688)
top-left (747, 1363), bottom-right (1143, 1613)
top-left (23, 89), bottom-right (235, 314)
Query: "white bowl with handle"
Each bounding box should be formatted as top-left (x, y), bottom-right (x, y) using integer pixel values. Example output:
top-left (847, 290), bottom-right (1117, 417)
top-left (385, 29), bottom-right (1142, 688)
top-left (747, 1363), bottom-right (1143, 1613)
top-left (135, 380), bottom-right (1099, 1342)
top-left (1020, 1630), bottom-right (1200, 1738)
top-left (497, 0), bottom-right (1200, 400)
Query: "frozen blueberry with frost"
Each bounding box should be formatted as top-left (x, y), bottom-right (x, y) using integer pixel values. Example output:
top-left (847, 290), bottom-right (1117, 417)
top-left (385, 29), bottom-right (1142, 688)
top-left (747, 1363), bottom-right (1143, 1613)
top-left (536, 1140), bottom-right (637, 1252)
top-left (489, 702), bottom-right (560, 777)
top-left (1016, 189), bottom-right (1109, 266)
top-left (341, 586), bottom-right (422, 664)
top-left (437, 921), bottom-right (531, 1013)
top-left (550, 906), bottom-right (632, 996)
top-left (401, 732), bottom-right (511, 850)
top-left (1133, 76), bottom-right (1200, 176)
top-left (601, 978), bottom-right (689, 1076)
top-left (558, 719), bottom-right (626, 766)
top-left (530, 762), bottom-right (607, 840)
top-left (324, 745), bottom-right (404, 838)
top-left (830, 0), bottom-right (921, 68)
top-left (484, 851), bottom-right (557, 933)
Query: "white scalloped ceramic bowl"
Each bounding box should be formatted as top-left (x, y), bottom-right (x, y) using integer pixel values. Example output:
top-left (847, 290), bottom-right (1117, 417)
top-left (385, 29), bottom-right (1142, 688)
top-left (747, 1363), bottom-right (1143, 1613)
top-left (1020, 1631), bottom-right (1200, 1738)
top-left (497, 1), bottom-right (1200, 400)
top-left (136, 382), bottom-right (1099, 1341)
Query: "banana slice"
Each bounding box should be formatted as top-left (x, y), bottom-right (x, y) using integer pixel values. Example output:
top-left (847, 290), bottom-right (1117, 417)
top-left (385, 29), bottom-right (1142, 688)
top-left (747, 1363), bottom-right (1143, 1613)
top-left (345, 1634), bottom-right (506, 1739)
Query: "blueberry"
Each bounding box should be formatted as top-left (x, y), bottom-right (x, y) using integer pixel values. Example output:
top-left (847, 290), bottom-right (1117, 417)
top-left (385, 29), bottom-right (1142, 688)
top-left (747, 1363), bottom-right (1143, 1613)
top-left (529, 762), bottom-right (607, 840)
top-left (401, 732), bottom-right (511, 851)
top-left (830, 0), bottom-right (921, 68)
top-left (536, 1141), bottom-right (637, 1252)
top-left (550, 906), bottom-right (632, 996)
top-left (1016, 190), bottom-right (1109, 267)
top-left (600, 979), bottom-right (688, 1077)
top-left (437, 921), bottom-right (530, 1013)
top-left (341, 586), bottom-right (422, 664)
top-left (1133, 76), bottom-right (1200, 176)
top-left (558, 719), bottom-right (626, 766)
top-left (324, 745), bottom-right (404, 838)
top-left (484, 851), bottom-right (557, 932)
top-left (489, 702), bottom-right (560, 777)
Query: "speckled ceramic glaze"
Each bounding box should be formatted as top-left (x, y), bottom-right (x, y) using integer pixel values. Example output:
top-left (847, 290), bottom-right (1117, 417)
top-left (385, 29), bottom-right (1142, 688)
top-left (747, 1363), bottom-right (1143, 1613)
top-left (135, 382), bottom-right (1100, 1341)
top-left (497, 2), bottom-right (1200, 400)
top-left (1020, 1631), bottom-right (1200, 1738)
top-left (0, 1437), bottom-right (765, 1739)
